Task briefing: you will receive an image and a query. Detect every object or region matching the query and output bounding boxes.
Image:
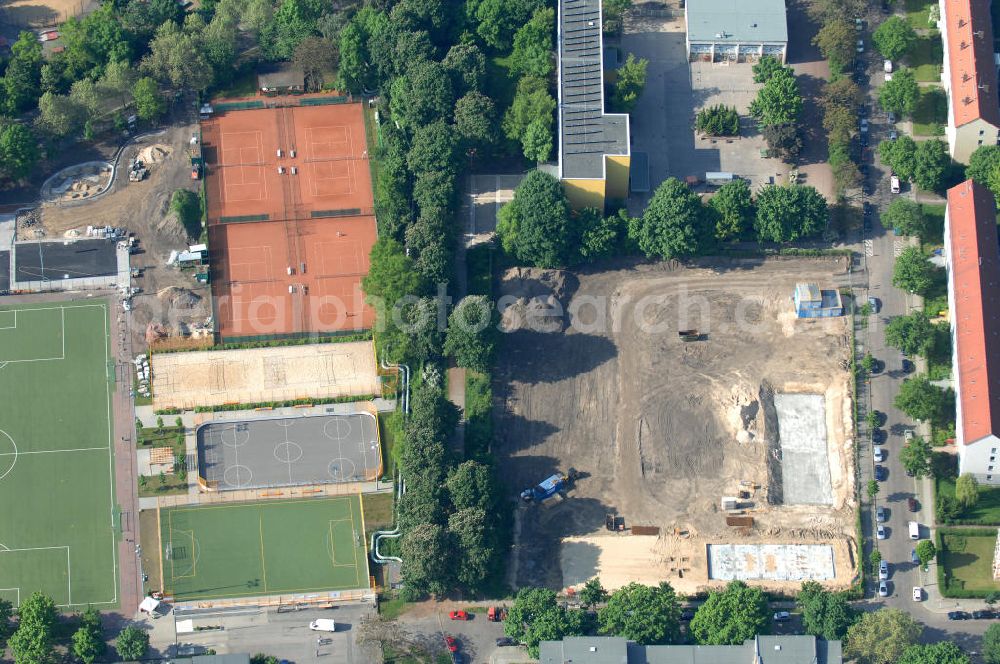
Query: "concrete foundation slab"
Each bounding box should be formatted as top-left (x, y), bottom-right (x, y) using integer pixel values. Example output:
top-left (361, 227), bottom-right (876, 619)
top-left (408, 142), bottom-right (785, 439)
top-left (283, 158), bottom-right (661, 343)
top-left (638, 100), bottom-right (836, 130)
top-left (708, 543), bottom-right (835, 581)
top-left (775, 393), bottom-right (833, 505)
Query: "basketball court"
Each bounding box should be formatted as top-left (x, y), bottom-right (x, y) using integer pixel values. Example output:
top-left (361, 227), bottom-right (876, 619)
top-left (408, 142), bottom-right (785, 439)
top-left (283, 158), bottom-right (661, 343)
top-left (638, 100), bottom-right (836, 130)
top-left (197, 413), bottom-right (381, 491)
top-left (159, 496), bottom-right (369, 601)
top-left (201, 102), bottom-right (377, 340)
top-left (0, 302), bottom-right (118, 608)
top-left (151, 340), bottom-right (379, 411)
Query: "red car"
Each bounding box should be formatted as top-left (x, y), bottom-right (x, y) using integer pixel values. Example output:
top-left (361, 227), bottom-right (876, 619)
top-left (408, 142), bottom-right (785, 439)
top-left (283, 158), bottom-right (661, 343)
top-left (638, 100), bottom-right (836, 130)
top-left (444, 636), bottom-right (458, 652)
top-left (449, 610), bottom-right (469, 621)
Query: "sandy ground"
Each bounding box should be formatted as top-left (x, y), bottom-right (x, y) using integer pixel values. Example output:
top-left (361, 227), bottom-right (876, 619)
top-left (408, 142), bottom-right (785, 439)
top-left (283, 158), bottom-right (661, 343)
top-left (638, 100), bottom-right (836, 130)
top-left (38, 125), bottom-right (211, 347)
top-left (151, 340), bottom-right (379, 410)
top-left (494, 257), bottom-right (858, 593)
top-left (0, 0), bottom-right (91, 28)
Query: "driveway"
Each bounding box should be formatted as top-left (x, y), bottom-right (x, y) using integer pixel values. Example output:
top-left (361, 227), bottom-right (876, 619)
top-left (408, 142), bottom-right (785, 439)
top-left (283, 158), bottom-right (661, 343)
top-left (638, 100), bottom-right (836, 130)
top-left (396, 604), bottom-right (524, 664)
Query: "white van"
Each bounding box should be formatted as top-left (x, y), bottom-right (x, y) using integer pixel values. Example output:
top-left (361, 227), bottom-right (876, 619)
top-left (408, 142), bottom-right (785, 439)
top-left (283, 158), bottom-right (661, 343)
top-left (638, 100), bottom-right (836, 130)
top-left (890, 175), bottom-right (901, 194)
top-left (908, 521), bottom-right (920, 540)
top-left (309, 619), bottom-right (336, 632)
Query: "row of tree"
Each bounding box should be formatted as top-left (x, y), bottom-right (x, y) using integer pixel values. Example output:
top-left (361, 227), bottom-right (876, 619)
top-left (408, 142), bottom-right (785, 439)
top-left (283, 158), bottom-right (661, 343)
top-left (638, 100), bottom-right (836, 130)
top-left (879, 136), bottom-right (951, 192)
top-left (503, 579), bottom-right (974, 664)
top-left (0, 592), bottom-right (148, 664)
top-left (496, 171), bottom-right (829, 269)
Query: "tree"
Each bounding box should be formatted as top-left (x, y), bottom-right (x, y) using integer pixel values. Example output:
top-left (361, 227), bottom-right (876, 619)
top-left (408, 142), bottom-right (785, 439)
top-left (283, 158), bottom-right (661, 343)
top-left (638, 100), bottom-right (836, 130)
top-left (753, 185), bottom-right (828, 243)
top-left (628, 178), bottom-right (708, 259)
top-left (142, 21), bottom-right (214, 92)
top-left (9, 625), bottom-right (55, 664)
top-left (579, 578), bottom-right (608, 608)
top-left (400, 522), bottom-right (454, 596)
top-left (293, 36), bottom-right (337, 91)
top-left (956, 473), bottom-right (980, 508)
top-left (895, 374), bottom-right (952, 424)
top-left (454, 92), bottom-right (497, 146)
top-left (363, 237), bottom-right (426, 311)
top-left (844, 608), bottom-right (922, 664)
top-left (598, 582), bottom-right (681, 644)
top-left (259, 0), bottom-right (317, 61)
top-left (448, 507), bottom-right (495, 590)
top-left (503, 76), bottom-right (556, 144)
top-left (510, 8), bottom-right (554, 77)
top-left (914, 139), bottom-right (950, 192)
top-left (893, 247), bottom-right (939, 295)
top-left (967, 144), bottom-right (1000, 191)
top-left (603, 0), bottom-right (632, 33)
top-left (171, 189), bottom-right (202, 239)
top-left (504, 587), bottom-right (587, 658)
top-left (797, 581), bottom-right (857, 640)
top-left (72, 606), bottom-right (106, 664)
top-left (474, 0), bottom-right (533, 51)
top-left (18, 592), bottom-right (56, 632)
top-left (915, 539), bottom-right (937, 567)
top-left (443, 43), bottom-right (487, 94)
top-left (0, 599), bottom-right (12, 651)
top-left (812, 18), bottom-right (856, 73)
top-left (886, 312), bottom-right (936, 356)
top-left (983, 623), bottom-right (1000, 664)
top-left (867, 479), bottom-right (879, 499)
top-left (335, 22), bottom-right (368, 93)
top-left (752, 55), bottom-right (785, 83)
top-left (873, 16), bottom-right (917, 61)
top-left (882, 199), bottom-right (926, 237)
top-left (823, 105), bottom-right (857, 145)
top-left (251, 655), bottom-right (280, 664)
top-left (0, 124), bottom-right (38, 181)
top-left (389, 60), bottom-right (454, 133)
top-left (821, 77), bottom-right (862, 112)
top-left (522, 118), bottom-right (553, 162)
top-left (762, 124), bottom-right (802, 160)
top-left (879, 69), bottom-right (919, 117)
top-left (407, 121), bottom-right (459, 177)
top-left (580, 208), bottom-right (629, 260)
top-left (749, 69), bottom-right (802, 126)
top-left (446, 460), bottom-right (497, 511)
top-left (709, 179), bottom-right (754, 240)
top-left (612, 53), bottom-right (649, 112)
top-left (497, 170), bottom-right (575, 268)
top-left (696, 105), bottom-right (740, 136)
top-left (900, 436), bottom-right (932, 478)
top-left (35, 92), bottom-right (87, 138)
top-left (4, 32), bottom-right (44, 114)
top-left (898, 642), bottom-right (970, 664)
top-left (115, 624), bottom-right (149, 661)
top-left (445, 296), bottom-right (498, 372)
top-left (879, 135), bottom-right (918, 181)
top-left (689, 580), bottom-right (769, 645)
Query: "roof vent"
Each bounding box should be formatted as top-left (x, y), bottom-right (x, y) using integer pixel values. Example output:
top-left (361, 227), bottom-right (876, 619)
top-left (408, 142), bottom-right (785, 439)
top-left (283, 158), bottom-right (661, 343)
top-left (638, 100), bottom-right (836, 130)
top-left (964, 73), bottom-right (973, 81)
top-left (589, 647), bottom-right (597, 652)
top-left (775, 646), bottom-right (782, 651)
top-left (959, 18), bottom-right (968, 26)
top-left (964, 96), bottom-right (975, 104)
top-left (976, 30), bottom-right (986, 38)
top-left (962, 41), bottom-right (970, 49)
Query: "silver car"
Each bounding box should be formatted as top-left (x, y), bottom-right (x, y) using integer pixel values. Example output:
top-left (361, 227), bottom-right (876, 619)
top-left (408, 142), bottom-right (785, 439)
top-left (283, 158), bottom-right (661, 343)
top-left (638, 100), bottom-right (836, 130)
top-left (879, 560), bottom-right (889, 580)
top-left (876, 506), bottom-right (886, 522)
top-left (879, 581), bottom-right (889, 597)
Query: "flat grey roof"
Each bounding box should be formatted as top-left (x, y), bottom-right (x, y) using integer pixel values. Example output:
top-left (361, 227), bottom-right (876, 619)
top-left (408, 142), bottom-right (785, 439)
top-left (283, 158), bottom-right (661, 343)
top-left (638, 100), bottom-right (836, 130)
top-left (542, 636), bottom-right (842, 664)
top-left (559, 0), bottom-right (629, 180)
top-left (686, 0), bottom-right (788, 44)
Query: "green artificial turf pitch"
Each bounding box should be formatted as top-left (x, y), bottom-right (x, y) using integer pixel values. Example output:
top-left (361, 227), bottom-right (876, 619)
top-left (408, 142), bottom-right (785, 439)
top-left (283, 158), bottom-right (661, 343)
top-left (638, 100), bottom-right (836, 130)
top-left (0, 302), bottom-right (117, 608)
top-left (160, 496), bottom-right (370, 600)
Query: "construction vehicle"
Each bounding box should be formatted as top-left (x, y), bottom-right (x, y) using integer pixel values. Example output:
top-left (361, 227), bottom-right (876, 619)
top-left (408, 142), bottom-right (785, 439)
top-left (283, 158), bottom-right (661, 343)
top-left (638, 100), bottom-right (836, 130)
top-left (188, 134), bottom-right (203, 180)
top-left (678, 329), bottom-right (702, 342)
top-left (128, 158), bottom-right (148, 182)
top-left (605, 514), bottom-right (625, 531)
top-left (487, 607), bottom-right (507, 622)
top-left (520, 468), bottom-right (578, 503)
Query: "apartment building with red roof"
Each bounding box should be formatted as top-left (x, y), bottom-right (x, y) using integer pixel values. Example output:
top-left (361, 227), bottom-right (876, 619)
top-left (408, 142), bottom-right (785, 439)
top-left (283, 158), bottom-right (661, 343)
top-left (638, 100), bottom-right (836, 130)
top-left (946, 180), bottom-right (1000, 483)
top-left (939, 0), bottom-right (1000, 163)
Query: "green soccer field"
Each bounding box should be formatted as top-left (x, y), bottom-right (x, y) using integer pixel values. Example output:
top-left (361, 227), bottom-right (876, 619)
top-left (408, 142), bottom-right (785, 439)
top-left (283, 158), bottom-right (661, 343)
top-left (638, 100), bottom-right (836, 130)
top-left (160, 496), bottom-right (370, 601)
top-left (0, 302), bottom-right (118, 608)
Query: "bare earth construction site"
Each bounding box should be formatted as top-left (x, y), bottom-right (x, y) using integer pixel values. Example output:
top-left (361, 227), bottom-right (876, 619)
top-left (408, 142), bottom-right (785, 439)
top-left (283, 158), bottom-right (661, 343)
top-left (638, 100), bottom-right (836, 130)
top-left (495, 257), bottom-right (857, 595)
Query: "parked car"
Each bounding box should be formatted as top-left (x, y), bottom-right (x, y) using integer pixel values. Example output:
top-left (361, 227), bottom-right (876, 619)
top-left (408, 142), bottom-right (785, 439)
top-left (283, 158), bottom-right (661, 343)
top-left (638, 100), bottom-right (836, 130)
top-left (884, 59), bottom-right (893, 73)
top-left (309, 619), bottom-right (336, 632)
top-left (908, 497), bottom-right (919, 512)
top-left (902, 359), bottom-right (915, 373)
top-left (911, 549), bottom-right (920, 564)
top-left (857, 39), bottom-right (865, 52)
top-left (860, 118), bottom-right (869, 133)
top-left (449, 610), bottom-right (470, 621)
top-left (912, 586), bottom-right (922, 601)
top-left (889, 130), bottom-right (898, 140)
top-left (876, 505), bottom-right (886, 522)
top-left (904, 430), bottom-right (914, 442)
top-left (680, 609), bottom-right (695, 621)
top-left (888, 111), bottom-right (897, 123)
top-left (973, 610), bottom-right (996, 619)
top-left (890, 175), bottom-right (901, 193)
top-left (773, 611), bottom-right (791, 622)
top-left (445, 636), bottom-right (458, 653)
top-left (496, 638), bottom-right (519, 647)
top-left (860, 132), bottom-right (869, 147)
top-left (878, 581), bottom-right (889, 597)
top-left (873, 445), bottom-right (885, 462)
top-left (872, 428), bottom-right (886, 443)
top-left (877, 523), bottom-right (886, 539)
top-left (868, 296), bottom-right (880, 313)
top-left (948, 611), bottom-right (971, 620)
top-left (875, 465), bottom-right (887, 481)
top-left (879, 560), bottom-right (889, 579)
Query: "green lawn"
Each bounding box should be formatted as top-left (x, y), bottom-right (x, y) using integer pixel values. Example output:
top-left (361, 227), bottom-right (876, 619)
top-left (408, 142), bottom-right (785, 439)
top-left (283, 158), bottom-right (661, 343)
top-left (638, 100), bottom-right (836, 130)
top-left (905, 0), bottom-right (938, 29)
top-left (940, 530), bottom-right (1000, 594)
top-left (907, 34), bottom-right (943, 82)
top-left (921, 203), bottom-right (946, 245)
top-left (466, 244), bottom-right (495, 298)
top-left (137, 427), bottom-right (188, 498)
top-left (160, 496), bottom-right (369, 600)
top-left (937, 470), bottom-right (1000, 524)
top-left (912, 87), bottom-right (947, 136)
top-left (0, 302), bottom-right (118, 608)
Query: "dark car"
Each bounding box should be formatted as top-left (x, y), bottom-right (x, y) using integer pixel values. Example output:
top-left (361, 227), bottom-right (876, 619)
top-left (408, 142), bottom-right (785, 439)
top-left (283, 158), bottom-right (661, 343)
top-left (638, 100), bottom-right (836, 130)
top-left (908, 497), bottom-right (919, 512)
top-left (974, 610), bottom-right (996, 619)
top-left (872, 428), bottom-right (886, 443)
top-left (875, 465), bottom-right (887, 481)
top-left (863, 203), bottom-right (873, 216)
top-left (868, 296), bottom-right (881, 313)
top-left (948, 611), bottom-right (971, 620)
top-left (496, 638), bottom-right (519, 647)
top-left (860, 133), bottom-right (869, 147)
top-left (902, 359), bottom-right (915, 374)
top-left (680, 609), bottom-right (695, 621)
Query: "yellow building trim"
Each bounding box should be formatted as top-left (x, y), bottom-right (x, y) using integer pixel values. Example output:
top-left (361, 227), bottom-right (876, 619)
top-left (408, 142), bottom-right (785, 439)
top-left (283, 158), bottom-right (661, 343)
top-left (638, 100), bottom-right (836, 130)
top-left (605, 155), bottom-right (631, 200)
top-left (563, 179), bottom-right (607, 211)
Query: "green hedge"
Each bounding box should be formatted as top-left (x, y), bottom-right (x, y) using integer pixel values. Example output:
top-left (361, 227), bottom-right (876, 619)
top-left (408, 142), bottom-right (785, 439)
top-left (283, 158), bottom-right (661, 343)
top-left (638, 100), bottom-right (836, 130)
top-left (151, 331), bottom-right (373, 354)
top-left (155, 394), bottom-right (377, 415)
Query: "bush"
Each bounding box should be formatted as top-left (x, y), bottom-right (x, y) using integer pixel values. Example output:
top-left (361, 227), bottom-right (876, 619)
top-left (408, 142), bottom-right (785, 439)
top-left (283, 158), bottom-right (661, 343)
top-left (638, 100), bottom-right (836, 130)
top-left (170, 189), bottom-right (202, 240)
top-left (696, 105), bottom-right (740, 136)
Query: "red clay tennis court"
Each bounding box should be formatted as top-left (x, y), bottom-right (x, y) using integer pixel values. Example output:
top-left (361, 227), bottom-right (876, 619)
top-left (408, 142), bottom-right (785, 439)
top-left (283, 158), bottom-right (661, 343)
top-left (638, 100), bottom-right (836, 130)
top-left (201, 101), bottom-right (377, 340)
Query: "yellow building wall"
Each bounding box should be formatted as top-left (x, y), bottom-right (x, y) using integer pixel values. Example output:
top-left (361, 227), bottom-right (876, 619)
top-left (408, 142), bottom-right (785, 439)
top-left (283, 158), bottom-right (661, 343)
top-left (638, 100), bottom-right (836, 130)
top-left (563, 178), bottom-right (606, 211)
top-left (605, 155), bottom-right (631, 200)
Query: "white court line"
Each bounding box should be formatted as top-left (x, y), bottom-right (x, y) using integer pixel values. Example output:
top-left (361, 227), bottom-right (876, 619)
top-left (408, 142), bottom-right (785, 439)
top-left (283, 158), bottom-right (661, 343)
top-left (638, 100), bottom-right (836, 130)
top-left (0, 546), bottom-right (72, 606)
top-left (0, 588), bottom-right (20, 607)
top-left (0, 310), bottom-right (15, 330)
top-left (100, 302), bottom-right (117, 605)
top-left (0, 446), bottom-right (109, 457)
top-left (0, 305), bottom-right (68, 364)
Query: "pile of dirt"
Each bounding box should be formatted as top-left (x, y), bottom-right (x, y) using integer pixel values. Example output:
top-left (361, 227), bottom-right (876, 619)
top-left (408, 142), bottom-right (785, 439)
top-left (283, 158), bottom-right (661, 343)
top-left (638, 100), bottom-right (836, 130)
top-left (157, 286), bottom-right (202, 309)
top-left (499, 268), bottom-right (575, 332)
top-left (145, 323), bottom-right (168, 345)
top-left (138, 144), bottom-right (172, 164)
